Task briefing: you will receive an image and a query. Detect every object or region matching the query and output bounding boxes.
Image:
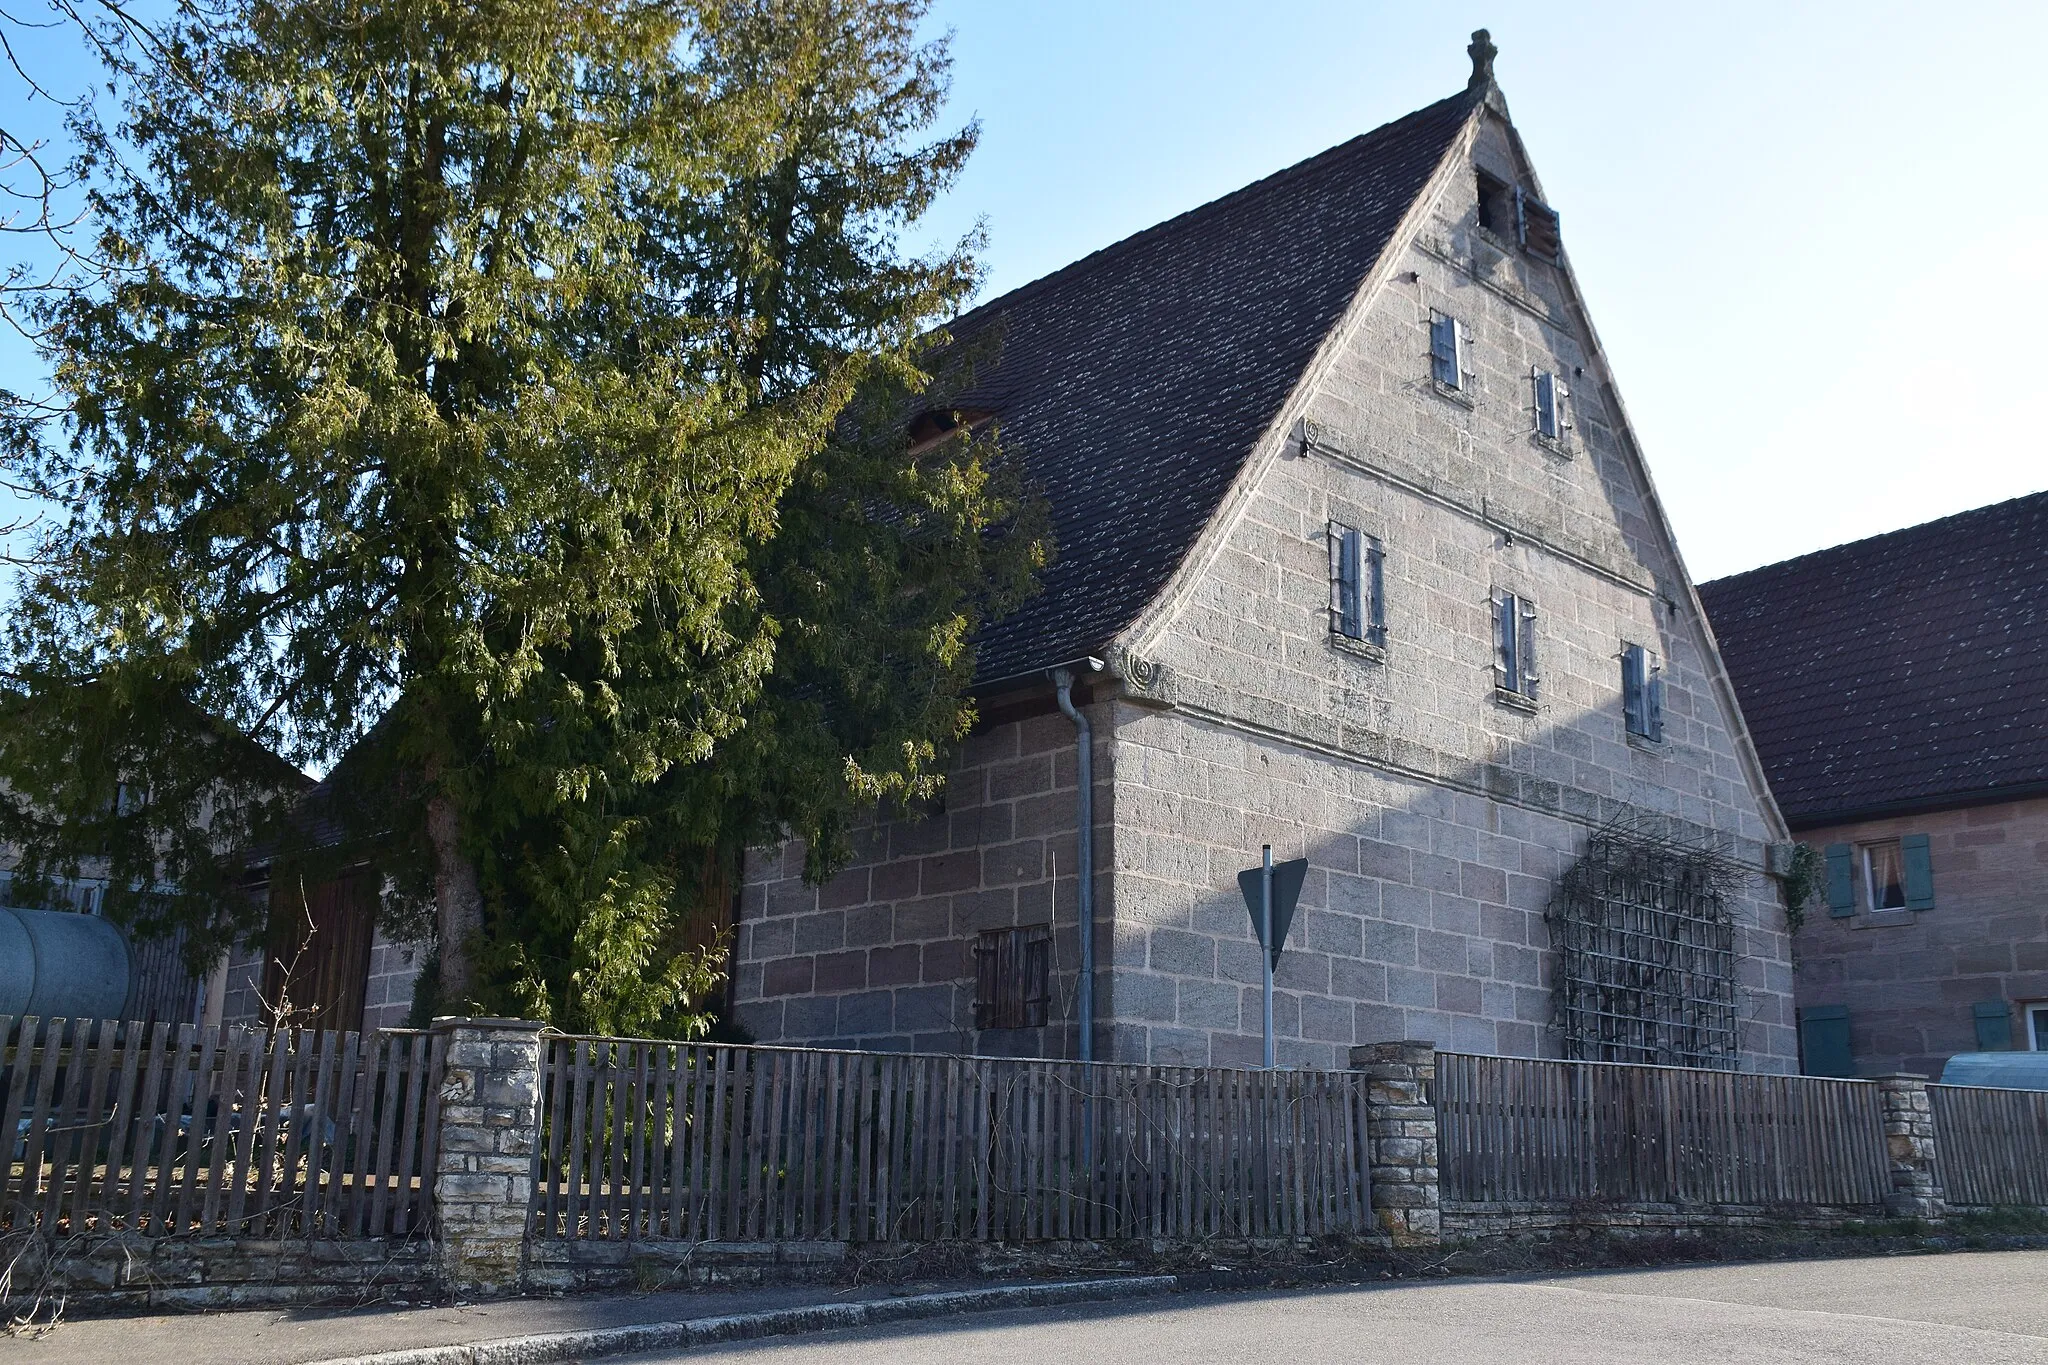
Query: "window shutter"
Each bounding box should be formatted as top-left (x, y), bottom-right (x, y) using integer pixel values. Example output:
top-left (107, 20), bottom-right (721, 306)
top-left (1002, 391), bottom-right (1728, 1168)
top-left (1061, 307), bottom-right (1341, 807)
top-left (1342, 528), bottom-right (1363, 637)
top-left (1493, 593), bottom-right (1515, 690)
top-left (1534, 369), bottom-right (1557, 439)
top-left (1329, 523), bottom-right (1362, 639)
top-left (1823, 843), bottom-right (1855, 916)
top-left (1513, 184), bottom-right (1528, 247)
top-left (1621, 645), bottom-right (1645, 734)
top-left (1454, 318), bottom-right (1470, 387)
top-left (1517, 598), bottom-right (1539, 696)
top-left (1430, 314), bottom-right (1459, 387)
top-left (1327, 522), bottom-right (1345, 633)
top-left (1798, 1004), bottom-right (1854, 1077)
top-left (1365, 538), bottom-right (1387, 645)
top-left (1973, 1000), bottom-right (2013, 1051)
top-left (1901, 832), bottom-right (1934, 910)
top-left (1646, 668), bottom-right (1665, 743)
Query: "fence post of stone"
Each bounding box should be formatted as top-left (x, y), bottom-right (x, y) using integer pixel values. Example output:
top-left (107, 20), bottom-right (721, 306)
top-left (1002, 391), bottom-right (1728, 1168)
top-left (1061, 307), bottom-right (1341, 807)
top-left (1349, 1041), bottom-right (1441, 1246)
top-left (1873, 1072), bottom-right (1946, 1221)
top-left (432, 1017), bottom-right (546, 1296)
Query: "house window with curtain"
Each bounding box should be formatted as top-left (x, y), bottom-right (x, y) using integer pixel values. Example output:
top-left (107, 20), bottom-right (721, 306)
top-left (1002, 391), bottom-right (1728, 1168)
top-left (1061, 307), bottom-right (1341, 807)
top-left (1863, 840), bottom-right (1907, 911)
top-left (1823, 834), bottom-right (1934, 916)
top-left (1327, 522), bottom-right (1386, 649)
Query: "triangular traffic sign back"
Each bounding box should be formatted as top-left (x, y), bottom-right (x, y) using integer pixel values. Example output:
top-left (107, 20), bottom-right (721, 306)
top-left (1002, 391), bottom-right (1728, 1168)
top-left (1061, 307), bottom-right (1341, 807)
top-left (1237, 857), bottom-right (1308, 970)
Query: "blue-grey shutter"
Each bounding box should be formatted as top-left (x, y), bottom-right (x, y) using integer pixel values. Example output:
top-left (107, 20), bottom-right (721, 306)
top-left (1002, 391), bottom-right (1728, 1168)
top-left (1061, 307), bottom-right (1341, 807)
top-left (1513, 184), bottom-right (1528, 247)
top-left (1365, 537), bottom-right (1386, 645)
top-left (1901, 832), bottom-right (1934, 910)
top-left (1824, 843), bottom-right (1855, 916)
top-left (1798, 1004), bottom-right (1854, 1077)
top-left (1534, 369), bottom-right (1557, 439)
top-left (1494, 593), bottom-right (1516, 690)
top-left (1973, 1000), bottom-right (2013, 1051)
top-left (1340, 528), bottom-right (1362, 637)
top-left (1430, 315), bottom-right (1459, 387)
top-left (1327, 521), bottom-right (1346, 634)
top-left (1517, 597), bottom-right (1539, 696)
top-left (1646, 667), bottom-right (1665, 743)
top-left (1621, 644), bottom-right (1645, 735)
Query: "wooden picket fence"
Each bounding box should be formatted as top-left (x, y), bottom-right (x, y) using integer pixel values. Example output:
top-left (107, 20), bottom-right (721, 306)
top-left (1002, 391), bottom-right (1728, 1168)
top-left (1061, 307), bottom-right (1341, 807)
top-left (532, 1038), bottom-right (1372, 1242)
top-left (2, 1015), bottom-right (443, 1238)
top-left (1435, 1052), bottom-right (1891, 1208)
top-left (1929, 1083), bottom-right (2048, 1208)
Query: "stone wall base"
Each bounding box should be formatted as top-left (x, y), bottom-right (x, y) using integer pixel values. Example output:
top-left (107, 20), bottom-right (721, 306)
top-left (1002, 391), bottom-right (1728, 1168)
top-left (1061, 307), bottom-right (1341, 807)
top-left (527, 1234), bottom-right (1393, 1294)
top-left (1442, 1200), bottom-right (1889, 1240)
top-left (0, 1231), bottom-right (435, 1312)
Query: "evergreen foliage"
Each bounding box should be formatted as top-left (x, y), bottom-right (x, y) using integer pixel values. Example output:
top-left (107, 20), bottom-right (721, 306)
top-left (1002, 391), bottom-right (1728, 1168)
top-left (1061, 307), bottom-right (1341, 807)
top-left (0, 0), bottom-right (1046, 1036)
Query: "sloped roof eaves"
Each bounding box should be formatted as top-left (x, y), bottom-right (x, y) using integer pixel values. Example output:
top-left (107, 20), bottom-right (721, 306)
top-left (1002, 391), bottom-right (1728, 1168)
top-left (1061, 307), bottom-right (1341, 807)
top-left (953, 92), bottom-right (1480, 685)
top-left (1698, 490), bottom-right (2048, 825)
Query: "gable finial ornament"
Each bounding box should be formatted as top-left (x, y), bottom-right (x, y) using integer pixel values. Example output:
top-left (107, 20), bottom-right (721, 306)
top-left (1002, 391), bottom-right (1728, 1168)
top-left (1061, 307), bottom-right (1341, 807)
top-left (1467, 29), bottom-right (1498, 91)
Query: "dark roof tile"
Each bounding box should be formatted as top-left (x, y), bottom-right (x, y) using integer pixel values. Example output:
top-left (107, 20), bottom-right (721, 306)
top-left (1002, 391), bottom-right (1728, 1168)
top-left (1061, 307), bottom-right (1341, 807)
top-left (1699, 490), bottom-right (2048, 825)
top-left (955, 92), bottom-right (1478, 684)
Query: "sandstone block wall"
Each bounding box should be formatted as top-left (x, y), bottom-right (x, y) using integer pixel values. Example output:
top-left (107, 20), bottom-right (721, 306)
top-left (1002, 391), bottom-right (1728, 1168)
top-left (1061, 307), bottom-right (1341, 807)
top-left (732, 701), bottom-right (1112, 1056)
top-left (1794, 796), bottom-right (2048, 1076)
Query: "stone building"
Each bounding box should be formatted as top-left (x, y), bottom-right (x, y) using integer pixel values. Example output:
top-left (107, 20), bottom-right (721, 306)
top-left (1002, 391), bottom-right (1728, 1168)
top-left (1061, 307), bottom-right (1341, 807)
top-left (1701, 491), bottom-right (2048, 1078)
top-left (735, 35), bottom-right (1799, 1071)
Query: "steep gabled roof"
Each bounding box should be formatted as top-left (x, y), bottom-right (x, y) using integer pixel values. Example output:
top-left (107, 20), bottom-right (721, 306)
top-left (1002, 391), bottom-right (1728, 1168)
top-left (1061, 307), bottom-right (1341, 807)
top-left (954, 90), bottom-right (1480, 685)
top-left (1698, 491), bottom-right (2048, 827)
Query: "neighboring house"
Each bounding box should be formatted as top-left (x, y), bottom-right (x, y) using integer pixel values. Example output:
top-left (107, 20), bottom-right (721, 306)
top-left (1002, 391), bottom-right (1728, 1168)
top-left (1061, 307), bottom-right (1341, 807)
top-left (1701, 492), bottom-right (2048, 1079)
top-left (734, 36), bottom-right (1798, 1071)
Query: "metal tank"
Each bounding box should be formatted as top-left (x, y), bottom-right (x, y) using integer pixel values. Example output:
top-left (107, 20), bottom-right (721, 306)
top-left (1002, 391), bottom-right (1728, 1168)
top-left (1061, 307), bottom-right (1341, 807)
top-left (0, 904), bottom-right (133, 1019)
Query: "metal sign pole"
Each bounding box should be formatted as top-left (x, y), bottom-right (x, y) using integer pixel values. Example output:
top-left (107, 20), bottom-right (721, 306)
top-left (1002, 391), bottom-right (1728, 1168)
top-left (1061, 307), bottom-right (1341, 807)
top-left (1261, 843), bottom-right (1274, 1069)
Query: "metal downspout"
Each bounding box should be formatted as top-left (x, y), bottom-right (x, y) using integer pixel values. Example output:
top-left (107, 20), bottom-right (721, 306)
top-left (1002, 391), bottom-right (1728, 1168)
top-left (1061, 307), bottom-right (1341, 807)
top-left (1052, 667), bottom-right (1094, 1063)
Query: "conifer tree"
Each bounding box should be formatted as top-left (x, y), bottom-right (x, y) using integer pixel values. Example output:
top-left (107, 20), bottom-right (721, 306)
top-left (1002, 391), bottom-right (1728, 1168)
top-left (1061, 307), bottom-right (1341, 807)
top-left (0, 0), bottom-right (1045, 1032)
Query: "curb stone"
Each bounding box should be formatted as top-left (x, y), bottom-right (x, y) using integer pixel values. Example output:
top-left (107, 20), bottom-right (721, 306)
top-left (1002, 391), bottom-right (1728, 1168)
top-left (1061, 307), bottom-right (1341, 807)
top-left (304, 1276), bottom-right (1183, 1365)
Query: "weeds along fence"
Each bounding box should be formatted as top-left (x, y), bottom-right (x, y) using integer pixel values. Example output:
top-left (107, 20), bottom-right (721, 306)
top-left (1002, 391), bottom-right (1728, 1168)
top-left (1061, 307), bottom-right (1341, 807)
top-left (1435, 1052), bottom-right (1891, 1208)
top-left (532, 1038), bottom-right (1373, 1242)
top-left (2, 1015), bottom-right (443, 1238)
top-left (1929, 1083), bottom-right (2048, 1208)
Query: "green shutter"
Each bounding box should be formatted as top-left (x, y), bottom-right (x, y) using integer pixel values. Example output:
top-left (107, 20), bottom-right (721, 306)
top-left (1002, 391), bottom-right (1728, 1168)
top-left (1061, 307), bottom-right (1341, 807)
top-left (1973, 1000), bottom-right (2012, 1051)
top-left (1799, 1004), bottom-right (1854, 1077)
top-left (1902, 832), bottom-right (1934, 910)
top-left (1823, 843), bottom-right (1855, 916)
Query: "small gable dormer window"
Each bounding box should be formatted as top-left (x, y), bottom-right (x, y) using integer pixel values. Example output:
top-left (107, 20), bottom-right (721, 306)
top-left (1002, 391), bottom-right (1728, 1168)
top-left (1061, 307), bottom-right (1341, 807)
top-left (1476, 168), bottom-right (1563, 266)
top-left (1621, 642), bottom-right (1664, 742)
top-left (1429, 312), bottom-right (1468, 392)
top-left (1533, 368), bottom-right (1570, 445)
top-left (1327, 522), bottom-right (1386, 649)
top-left (1476, 169), bottom-right (1517, 239)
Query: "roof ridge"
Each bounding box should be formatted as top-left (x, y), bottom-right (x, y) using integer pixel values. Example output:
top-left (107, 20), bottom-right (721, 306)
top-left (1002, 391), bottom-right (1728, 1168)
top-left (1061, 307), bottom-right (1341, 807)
top-left (1702, 486), bottom-right (2048, 591)
top-left (944, 89), bottom-right (1478, 337)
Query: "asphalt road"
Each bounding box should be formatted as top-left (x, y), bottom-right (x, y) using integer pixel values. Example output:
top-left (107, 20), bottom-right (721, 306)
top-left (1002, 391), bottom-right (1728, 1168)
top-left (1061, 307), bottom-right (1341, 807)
top-left (611, 1250), bottom-right (2048, 1365)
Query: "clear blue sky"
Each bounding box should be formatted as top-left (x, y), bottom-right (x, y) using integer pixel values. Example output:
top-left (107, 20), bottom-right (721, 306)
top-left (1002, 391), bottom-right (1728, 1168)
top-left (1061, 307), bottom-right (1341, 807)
top-left (911, 0), bottom-right (2048, 581)
top-left (6, 2), bottom-right (2045, 582)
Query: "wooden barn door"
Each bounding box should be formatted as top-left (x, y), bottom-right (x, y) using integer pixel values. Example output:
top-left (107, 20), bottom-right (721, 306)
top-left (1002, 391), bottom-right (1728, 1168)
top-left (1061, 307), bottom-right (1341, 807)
top-left (264, 870), bottom-right (377, 1032)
